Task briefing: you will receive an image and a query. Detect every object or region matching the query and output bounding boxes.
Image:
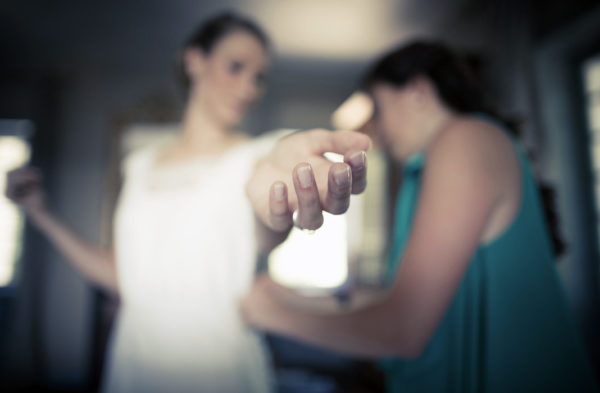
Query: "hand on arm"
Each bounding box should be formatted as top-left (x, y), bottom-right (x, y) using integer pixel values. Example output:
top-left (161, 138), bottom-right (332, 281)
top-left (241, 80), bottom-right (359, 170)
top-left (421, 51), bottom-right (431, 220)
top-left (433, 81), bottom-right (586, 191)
top-left (6, 167), bottom-right (119, 295)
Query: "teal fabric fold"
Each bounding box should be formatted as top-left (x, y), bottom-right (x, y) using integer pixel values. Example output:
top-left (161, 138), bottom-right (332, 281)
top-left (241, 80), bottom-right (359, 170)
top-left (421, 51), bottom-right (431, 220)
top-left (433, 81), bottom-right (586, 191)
top-left (380, 136), bottom-right (598, 392)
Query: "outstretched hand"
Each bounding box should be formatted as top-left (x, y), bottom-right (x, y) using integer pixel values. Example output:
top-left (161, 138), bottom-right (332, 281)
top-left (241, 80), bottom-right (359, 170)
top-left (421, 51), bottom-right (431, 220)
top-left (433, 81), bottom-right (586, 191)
top-left (246, 129), bottom-right (371, 233)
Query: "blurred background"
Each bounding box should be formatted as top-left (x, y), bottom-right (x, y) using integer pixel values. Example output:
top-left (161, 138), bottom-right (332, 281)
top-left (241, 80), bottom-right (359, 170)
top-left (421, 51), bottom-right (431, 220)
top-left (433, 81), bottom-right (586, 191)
top-left (0, 0), bottom-right (599, 391)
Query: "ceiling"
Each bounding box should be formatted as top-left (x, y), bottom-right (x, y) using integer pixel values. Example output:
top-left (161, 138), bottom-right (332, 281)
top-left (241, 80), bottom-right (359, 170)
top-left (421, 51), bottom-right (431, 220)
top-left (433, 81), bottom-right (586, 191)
top-left (0, 0), bottom-right (475, 72)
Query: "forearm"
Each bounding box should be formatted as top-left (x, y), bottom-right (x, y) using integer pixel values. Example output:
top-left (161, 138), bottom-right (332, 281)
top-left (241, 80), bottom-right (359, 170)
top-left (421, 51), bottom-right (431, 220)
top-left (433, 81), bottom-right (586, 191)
top-left (30, 209), bottom-right (119, 294)
top-left (270, 282), bottom-right (390, 314)
top-left (251, 288), bottom-right (419, 358)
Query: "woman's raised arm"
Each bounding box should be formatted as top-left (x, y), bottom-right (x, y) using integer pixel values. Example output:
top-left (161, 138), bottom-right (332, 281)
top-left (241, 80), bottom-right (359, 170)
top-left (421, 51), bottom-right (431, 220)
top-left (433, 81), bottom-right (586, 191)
top-left (6, 167), bottom-right (119, 295)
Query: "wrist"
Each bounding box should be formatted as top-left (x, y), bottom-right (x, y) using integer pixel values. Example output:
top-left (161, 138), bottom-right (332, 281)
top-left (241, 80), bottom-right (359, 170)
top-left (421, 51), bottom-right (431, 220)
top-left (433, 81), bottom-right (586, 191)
top-left (27, 206), bottom-right (52, 229)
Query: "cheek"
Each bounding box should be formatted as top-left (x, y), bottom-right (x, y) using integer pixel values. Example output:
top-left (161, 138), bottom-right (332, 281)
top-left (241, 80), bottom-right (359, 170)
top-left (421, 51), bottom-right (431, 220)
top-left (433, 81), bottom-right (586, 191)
top-left (206, 65), bottom-right (234, 91)
top-left (215, 73), bottom-right (232, 93)
top-left (378, 120), bottom-right (410, 158)
top-left (379, 125), bottom-right (394, 144)
top-left (378, 115), bottom-right (401, 143)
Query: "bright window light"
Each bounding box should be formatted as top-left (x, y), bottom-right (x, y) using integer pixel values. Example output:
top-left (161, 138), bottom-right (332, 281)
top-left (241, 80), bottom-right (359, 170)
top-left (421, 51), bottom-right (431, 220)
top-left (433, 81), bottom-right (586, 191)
top-left (268, 211), bottom-right (349, 294)
top-left (267, 147), bottom-right (390, 292)
top-left (0, 127), bottom-right (32, 286)
top-left (267, 152), bottom-right (352, 294)
top-left (331, 92), bottom-right (374, 131)
top-left (583, 55), bottom-right (600, 252)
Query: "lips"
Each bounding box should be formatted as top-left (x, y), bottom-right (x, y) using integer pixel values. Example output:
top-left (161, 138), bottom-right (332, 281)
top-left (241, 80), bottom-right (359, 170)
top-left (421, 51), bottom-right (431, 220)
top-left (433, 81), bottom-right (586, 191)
top-left (230, 100), bottom-right (249, 114)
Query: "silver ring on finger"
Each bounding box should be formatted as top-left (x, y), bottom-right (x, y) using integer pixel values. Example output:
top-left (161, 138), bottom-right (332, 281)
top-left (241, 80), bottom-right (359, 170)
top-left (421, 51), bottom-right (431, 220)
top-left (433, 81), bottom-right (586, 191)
top-left (292, 210), bottom-right (316, 235)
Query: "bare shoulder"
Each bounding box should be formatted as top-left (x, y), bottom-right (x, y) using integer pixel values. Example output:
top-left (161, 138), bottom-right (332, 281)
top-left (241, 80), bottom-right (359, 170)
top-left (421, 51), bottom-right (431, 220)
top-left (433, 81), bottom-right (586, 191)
top-left (426, 115), bottom-right (522, 242)
top-left (428, 116), bottom-right (517, 176)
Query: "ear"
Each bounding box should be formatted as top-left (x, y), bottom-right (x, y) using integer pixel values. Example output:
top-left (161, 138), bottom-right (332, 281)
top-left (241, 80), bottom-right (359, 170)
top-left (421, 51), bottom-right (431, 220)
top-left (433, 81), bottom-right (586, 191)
top-left (183, 47), bottom-right (206, 81)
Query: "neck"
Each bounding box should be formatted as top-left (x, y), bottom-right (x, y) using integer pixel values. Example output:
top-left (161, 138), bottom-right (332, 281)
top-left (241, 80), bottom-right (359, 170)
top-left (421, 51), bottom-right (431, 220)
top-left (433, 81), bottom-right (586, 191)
top-left (421, 104), bottom-right (455, 153)
top-left (179, 88), bottom-right (237, 151)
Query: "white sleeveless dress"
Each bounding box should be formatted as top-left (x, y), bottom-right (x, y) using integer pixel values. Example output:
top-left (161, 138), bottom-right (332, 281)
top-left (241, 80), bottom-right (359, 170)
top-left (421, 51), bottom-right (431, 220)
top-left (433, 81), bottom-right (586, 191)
top-left (102, 133), bottom-right (281, 393)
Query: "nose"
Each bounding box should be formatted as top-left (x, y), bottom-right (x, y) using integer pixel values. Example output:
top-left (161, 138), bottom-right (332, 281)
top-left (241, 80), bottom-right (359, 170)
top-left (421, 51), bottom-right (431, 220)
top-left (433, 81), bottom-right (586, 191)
top-left (238, 74), bottom-right (261, 103)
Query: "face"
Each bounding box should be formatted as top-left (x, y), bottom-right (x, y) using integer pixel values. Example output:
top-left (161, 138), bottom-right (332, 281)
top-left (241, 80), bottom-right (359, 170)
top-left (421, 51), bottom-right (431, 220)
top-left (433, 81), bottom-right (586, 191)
top-left (371, 82), bottom-right (429, 161)
top-left (186, 30), bottom-right (270, 127)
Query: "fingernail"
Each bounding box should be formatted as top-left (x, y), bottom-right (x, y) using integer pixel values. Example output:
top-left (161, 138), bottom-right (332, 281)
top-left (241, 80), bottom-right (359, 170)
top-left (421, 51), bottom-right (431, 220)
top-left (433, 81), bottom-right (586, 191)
top-left (273, 182), bottom-right (285, 201)
top-left (333, 166), bottom-right (350, 186)
top-left (297, 165), bottom-right (312, 188)
top-left (349, 151), bottom-right (366, 167)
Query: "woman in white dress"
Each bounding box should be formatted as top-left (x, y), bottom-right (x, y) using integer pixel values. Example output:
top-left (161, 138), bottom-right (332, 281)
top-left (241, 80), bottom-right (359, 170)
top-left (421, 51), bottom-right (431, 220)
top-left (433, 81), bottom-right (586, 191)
top-left (5, 11), bottom-right (277, 393)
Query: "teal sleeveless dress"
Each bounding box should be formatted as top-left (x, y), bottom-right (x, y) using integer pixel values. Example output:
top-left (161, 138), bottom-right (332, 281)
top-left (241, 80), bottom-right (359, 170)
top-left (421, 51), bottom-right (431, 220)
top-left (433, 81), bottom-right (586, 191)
top-left (380, 131), bottom-right (598, 392)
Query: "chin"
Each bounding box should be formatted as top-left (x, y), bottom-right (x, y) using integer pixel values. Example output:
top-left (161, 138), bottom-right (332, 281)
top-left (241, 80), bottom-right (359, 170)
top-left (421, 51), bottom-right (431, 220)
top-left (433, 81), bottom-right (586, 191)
top-left (218, 110), bottom-right (244, 129)
top-left (384, 144), bottom-right (404, 162)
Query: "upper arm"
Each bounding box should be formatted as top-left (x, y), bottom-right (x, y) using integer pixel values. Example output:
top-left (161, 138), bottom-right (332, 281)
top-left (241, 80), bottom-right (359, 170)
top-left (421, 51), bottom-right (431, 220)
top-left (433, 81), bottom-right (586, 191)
top-left (387, 124), bottom-right (503, 355)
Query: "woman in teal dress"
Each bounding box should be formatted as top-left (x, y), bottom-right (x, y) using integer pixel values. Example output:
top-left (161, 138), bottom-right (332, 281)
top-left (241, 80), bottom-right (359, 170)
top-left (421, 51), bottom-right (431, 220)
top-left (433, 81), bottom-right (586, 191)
top-left (241, 41), bottom-right (599, 392)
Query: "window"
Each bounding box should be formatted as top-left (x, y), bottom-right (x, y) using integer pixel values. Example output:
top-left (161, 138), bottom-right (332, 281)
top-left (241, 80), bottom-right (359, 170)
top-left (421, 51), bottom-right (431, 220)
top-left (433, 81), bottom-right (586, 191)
top-left (583, 56), bottom-right (600, 251)
top-left (268, 150), bottom-right (389, 293)
top-left (583, 55), bottom-right (600, 253)
top-left (0, 119), bottom-right (33, 287)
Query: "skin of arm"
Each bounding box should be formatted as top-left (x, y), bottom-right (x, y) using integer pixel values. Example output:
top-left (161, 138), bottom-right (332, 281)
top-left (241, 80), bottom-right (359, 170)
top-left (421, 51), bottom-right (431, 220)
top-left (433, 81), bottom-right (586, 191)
top-left (6, 167), bottom-right (119, 295)
top-left (242, 121), bottom-right (510, 359)
top-left (253, 276), bottom-right (391, 314)
top-left (31, 209), bottom-right (119, 295)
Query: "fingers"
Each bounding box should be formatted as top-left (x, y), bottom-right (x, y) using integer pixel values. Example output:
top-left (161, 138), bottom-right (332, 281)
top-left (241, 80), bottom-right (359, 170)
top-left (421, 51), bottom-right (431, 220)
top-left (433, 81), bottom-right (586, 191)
top-left (289, 152), bottom-right (366, 226)
top-left (292, 163), bottom-right (324, 230)
top-left (345, 150), bottom-right (367, 194)
top-left (307, 129), bottom-right (371, 156)
top-left (305, 129), bottom-right (368, 195)
top-left (7, 167), bottom-right (37, 188)
top-left (5, 167), bottom-right (42, 200)
top-left (267, 162), bottom-right (349, 232)
top-left (324, 163), bottom-right (351, 214)
top-left (269, 181), bottom-right (293, 231)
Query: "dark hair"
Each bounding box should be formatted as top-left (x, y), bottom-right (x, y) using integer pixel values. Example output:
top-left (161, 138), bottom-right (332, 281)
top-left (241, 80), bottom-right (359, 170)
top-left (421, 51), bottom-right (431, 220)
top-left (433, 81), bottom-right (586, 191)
top-left (178, 11), bottom-right (269, 92)
top-left (363, 40), bottom-right (565, 256)
top-left (361, 41), bottom-right (520, 136)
